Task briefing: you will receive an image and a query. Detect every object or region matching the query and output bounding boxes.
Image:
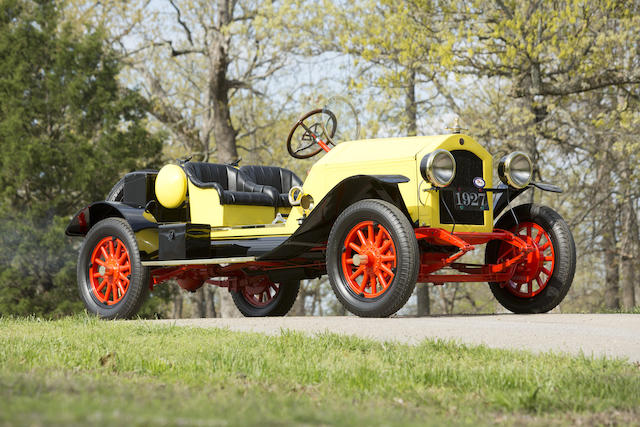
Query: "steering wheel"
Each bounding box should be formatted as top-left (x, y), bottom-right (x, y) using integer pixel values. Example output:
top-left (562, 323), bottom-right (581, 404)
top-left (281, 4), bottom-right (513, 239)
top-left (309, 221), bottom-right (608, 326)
top-left (286, 109), bottom-right (337, 159)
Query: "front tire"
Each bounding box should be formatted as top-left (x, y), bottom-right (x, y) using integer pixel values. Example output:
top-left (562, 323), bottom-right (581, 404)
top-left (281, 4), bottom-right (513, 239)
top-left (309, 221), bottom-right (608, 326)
top-left (486, 204), bottom-right (576, 313)
top-left (77, 217), bottom-right (150, 319)
top-left (326, 199), bottom-right (419, 317)
top-left (231, 278), bottom-right (300, 317)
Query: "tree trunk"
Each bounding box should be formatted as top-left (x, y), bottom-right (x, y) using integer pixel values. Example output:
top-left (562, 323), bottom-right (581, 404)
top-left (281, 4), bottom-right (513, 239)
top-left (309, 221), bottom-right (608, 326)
top-left (406, 67), bottom-right (432, 317)
top-left (524, 94), bottom-right (544, 203)
top-left (203, 0), bottom-right (240, 318)
top-left (192, 287), bottom-right (205, 318)
top-left (290, 280), bottom-right (306, 316)
top-left (405, 68), bottom-right (417, 137)
top-left (603, 225), bottom-right (620, 309)
top-left (596, 139), bottom-right (620, 309)
top-left (208, 0), bottom-right (237, 164)
top-left (416, 283), bottom-right (430, 316)
top-left (210, 79), bottom-right (237, 163)
top-left (172, 289), bottom-right (183, 319)
top-left (204, 286), bottom-right (217, 318)
top-left (618, 175), bottom-right (637, 309)
top-left (438, 285), bottom-right (458, 314)
top-left (219, 289), bottom-right (242, 318)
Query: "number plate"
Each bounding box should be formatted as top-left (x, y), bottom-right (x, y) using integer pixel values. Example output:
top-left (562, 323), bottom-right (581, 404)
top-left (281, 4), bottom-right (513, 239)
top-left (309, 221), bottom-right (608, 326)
top-left (454, 189), bottom-right (489, 211)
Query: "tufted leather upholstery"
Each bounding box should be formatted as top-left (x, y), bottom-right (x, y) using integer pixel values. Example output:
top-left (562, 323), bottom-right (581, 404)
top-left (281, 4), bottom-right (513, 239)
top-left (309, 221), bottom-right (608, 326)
top-left (239, 165), bottom-right (303, 207)
top-left (182, 162), bottom-right (278, 206)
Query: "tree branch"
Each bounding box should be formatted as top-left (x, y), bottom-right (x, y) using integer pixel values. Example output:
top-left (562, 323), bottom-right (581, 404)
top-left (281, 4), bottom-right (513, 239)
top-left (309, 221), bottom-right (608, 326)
top-left (168, 0), bottom-right (194, 45)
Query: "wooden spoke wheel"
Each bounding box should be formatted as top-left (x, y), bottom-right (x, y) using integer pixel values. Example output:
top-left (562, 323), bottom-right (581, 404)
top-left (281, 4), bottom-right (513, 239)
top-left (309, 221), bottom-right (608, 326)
top-left (231, 277), bottom-right (300, 317)
top-left (77, 218), bottom-right (149, 319)
top-left (242, 279), bottom-right (281, 308)
top-left (341, 221), bottom-right (397, 298)
top-left (495, 222), bottom-right (555, 298)
top-left (88, 237), bottom-right (132, 305)
top-left (326, 199), bottom-right (419, 318)
top-left (486, 204), bottom-right (576, 313)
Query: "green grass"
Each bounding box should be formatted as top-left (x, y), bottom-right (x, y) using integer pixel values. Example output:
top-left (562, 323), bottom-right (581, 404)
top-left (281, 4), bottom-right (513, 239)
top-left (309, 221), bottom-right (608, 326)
top-left (599, 307), bottom-right (640, 314)
top-left (1, 316), bottom-right (638, 426)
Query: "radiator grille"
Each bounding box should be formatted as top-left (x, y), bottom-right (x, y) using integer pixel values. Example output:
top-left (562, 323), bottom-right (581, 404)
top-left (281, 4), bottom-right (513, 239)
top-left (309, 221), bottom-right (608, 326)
top-left (439, 150), bottom-right (485, 225)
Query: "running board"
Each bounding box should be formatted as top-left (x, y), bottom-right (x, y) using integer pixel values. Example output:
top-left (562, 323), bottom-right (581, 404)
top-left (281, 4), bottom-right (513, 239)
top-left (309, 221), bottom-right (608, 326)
top-left (142, 256), bottom-right (257, 267)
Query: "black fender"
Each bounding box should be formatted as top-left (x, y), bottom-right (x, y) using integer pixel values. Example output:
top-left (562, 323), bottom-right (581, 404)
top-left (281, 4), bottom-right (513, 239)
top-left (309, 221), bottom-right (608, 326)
top-left (65, 201), bottom-right (157, 237)
top-left (261, 174), bottom-right (411, 260)
top-left (493, 182), bottom-right (562, 220)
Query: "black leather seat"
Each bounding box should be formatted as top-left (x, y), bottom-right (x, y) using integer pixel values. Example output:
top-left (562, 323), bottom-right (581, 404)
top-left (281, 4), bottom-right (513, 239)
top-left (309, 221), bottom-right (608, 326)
top-left (239, 165), bottom-right (303, 207)
top-left (182, 162), bottom-right (278, 207)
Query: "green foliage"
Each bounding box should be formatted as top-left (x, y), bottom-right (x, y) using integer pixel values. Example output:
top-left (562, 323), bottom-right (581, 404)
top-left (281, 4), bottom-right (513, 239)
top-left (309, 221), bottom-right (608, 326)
top-left (0, 318), bottom-right (638, 424)
top-left (309, 0), bottom-right (444, 137)
top-left (0, 0), bottom-right (163, 317)
top-left (436, 0), bottom-right (640, 95)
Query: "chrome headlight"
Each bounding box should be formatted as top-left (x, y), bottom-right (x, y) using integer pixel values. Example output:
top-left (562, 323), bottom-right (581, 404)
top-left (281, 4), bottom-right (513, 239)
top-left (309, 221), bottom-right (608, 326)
top-left (420, 149), bottom-right (456, 187)
top-left (498, 152), bottom-right (533, 189)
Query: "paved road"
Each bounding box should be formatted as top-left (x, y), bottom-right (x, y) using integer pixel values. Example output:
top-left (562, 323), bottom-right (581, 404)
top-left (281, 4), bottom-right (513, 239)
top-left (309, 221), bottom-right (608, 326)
top-left (151, 314), bottom-right (640, 362)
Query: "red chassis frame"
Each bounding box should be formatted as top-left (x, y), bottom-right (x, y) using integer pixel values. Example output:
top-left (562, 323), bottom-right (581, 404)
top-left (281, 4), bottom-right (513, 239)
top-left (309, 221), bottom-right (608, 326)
top-left (149, 258), bottom-right (326, 292)
top-left (148, 228), bottom-right (535, 290)
top-left (414, 228), bottom-right (534, 284)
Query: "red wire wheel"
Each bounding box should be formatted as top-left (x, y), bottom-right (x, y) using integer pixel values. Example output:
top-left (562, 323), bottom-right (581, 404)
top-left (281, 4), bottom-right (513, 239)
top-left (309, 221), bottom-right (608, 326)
top-left (88, 236), bottom-right (131, 305)
top-left (242, 281), bottom-right (281, 308)
top-left (341, 221), bottom-right (397, 298)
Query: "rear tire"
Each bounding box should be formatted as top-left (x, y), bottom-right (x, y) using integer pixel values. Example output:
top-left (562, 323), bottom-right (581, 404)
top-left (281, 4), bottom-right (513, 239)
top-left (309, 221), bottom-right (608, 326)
top-left (486, 204), bottom-right (576, 313)
top-left (77, 217), bottom-right (149, 319)
top-left (231, 279), bottom-right (300, 317)
top-left (326, 199), bottom-right (419, 317)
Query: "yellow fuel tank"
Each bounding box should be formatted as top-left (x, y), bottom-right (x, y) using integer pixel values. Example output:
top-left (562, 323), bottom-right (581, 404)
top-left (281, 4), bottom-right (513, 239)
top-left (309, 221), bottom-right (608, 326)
top-left (155, 164), bottom-right (187, 209)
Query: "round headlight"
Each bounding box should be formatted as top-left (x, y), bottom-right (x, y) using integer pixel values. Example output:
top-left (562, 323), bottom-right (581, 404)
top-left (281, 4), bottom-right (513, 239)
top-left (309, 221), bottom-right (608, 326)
top-left (420, 149), bottom-right (456, 187)
top-left (498, 152), bottom-right (533, 189)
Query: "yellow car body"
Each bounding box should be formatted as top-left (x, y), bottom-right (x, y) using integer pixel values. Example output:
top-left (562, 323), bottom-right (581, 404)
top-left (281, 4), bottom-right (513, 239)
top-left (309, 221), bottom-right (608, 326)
top-left (304, 134), bottom-right (494, 233)
top-left (151, 133), bottom-right (492, 249)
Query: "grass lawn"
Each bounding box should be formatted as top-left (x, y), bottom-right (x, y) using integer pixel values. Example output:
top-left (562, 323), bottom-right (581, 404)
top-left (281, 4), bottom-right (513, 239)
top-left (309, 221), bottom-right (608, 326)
top-left (1, 316), bottom-right (638, 426)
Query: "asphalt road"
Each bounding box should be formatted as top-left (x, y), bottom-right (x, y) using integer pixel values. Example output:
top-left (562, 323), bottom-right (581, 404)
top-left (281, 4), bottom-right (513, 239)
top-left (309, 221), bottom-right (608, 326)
top-left (151, 314), bottom-right (640, 362)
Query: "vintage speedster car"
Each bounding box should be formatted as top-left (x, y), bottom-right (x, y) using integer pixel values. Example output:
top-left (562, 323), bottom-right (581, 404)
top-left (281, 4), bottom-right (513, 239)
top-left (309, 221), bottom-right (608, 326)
top-left (66, 108), bottom-right (576, 318)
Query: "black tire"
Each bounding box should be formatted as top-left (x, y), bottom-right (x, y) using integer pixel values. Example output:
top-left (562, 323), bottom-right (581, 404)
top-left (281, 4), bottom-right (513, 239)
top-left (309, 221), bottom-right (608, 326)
top-left (77, 217), bottom-right (150, 319)
top-left (326, 199), bottom-right (419, 317)
top-left (485, 204), bottom-right (576, 313)
top-left (106, 176), bottom-right (125, 201)
top-left (231, 280), bottom-right (300, 317)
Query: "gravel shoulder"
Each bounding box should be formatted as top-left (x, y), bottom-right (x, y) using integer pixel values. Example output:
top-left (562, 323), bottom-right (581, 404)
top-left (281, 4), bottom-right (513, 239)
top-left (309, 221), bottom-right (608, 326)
top-left (149, 314), bottom-right (640, 362)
